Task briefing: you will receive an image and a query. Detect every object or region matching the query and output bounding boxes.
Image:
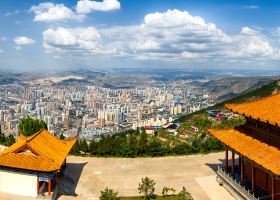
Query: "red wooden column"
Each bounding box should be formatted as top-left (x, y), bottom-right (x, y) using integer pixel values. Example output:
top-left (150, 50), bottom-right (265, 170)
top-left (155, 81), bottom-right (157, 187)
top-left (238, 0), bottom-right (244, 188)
top-left (272, 176), bottom-right (275, 200)
top-left (241, 156), bottom-right (244, 186)
top-left (225, 146), bottom-right (228, 173)
top-left (48, 178), bottom-right (51, 196)
top-left (251, 162), bottom-right (255, 193)
top-left (231, 149), bottom-right (235, 178)
top-left (37, 177), bottom-right (40, 194)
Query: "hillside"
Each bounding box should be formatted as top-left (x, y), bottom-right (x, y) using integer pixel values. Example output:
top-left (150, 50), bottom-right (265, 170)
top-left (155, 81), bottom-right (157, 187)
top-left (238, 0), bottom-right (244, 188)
top-left (176, 79), bottom-right (280, 122)
top-left (192, 76), bottom-right (280, 101)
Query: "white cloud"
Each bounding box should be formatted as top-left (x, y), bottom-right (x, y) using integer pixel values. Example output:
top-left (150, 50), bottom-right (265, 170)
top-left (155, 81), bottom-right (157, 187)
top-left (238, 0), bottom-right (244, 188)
top-left (144, 9), bottom-right (205, 28)
top-left (240, 27), bottom-right (259, 35)
top-left (42, 9), bottom-right (280, 64)
top-left (226, 27), bottom-right (279, 59)
top-left (5, 9), bottom-right (19, 17)
top-left (272, 27), bottom-right (280, 36)
top-left (181, 51), bottom-right (200, 59)
top-left (242, 5), bottom-right (259, 9)
top-left (43, 27), bottom-right (110, 54)
top-left (30, 2), bottom-right (84, 22)
top-left (14, 36), bottom-right (35, 45)
top-left (0, 49), bottom-right (3, 53)
top-left (76, 0), bottom-right (120, 14)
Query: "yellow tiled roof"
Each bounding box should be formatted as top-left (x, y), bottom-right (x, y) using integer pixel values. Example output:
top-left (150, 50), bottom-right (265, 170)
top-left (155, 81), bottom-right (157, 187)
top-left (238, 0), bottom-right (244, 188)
top-left (225, 92), bottom-right (280, 126)
top-left (0, 129), bottom-right (76, 172)
top-left (209, 126), bottom-right (280, 176)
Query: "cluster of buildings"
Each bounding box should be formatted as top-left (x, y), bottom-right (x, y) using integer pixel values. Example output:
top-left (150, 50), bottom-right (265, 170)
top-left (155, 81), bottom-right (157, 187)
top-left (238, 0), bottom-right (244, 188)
top-left (0, 81), bottom-right (214, 140)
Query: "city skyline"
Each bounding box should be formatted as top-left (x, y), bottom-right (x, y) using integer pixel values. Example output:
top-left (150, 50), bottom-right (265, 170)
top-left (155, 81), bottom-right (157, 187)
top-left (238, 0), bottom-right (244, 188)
top-left (1, 0), bottom-right (280, 71)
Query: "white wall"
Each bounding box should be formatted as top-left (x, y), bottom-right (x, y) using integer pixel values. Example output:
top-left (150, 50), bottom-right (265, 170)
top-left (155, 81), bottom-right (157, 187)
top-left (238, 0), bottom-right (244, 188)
top-left (0, 170), bottom-right (37, 197)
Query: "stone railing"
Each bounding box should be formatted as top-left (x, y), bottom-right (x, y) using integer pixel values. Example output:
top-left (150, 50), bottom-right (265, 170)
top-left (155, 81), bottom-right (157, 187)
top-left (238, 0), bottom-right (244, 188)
top-left (217, 165), bottom-right (259, 200)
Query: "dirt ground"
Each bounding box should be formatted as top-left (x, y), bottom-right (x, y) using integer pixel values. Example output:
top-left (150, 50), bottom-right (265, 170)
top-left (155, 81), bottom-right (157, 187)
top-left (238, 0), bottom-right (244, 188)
top-left (0, 153), bottom-right (236, 200)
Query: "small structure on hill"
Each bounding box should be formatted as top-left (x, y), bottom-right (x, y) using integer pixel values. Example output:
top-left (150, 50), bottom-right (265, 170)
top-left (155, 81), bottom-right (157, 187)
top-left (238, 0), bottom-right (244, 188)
top-left (0, 129), bottom-right (76, 198)
top-left (209, 93), bottom-right (280, 200)
top-left (189, 125), bottom-right (199, 132)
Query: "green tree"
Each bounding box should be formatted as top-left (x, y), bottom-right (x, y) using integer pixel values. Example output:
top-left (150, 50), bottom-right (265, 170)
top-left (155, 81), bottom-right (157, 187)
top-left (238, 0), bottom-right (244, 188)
top-left (128, 133), bottom-right (137, 157)
top-left (59, 133), bottom-right (65, 140)
top-left (137, 128), bottom-right (148, 156)
top-left (162, 186), bottom-right (176, 197)
top-left (80, 139), bottom-right (89, 153)
top-left (147, 137), bottom-right (167, 156)
top-left (100, 187), bottom-right (120, 200)
top-left (70, 140), bottom-right (81, 155)
top-left (178, 187), bottom-right (193, 200)
top-left (18, 117), bottom-right (47, 136)
top-left (138, 177), bottom-right (156, 199)
top-left (172, 143), bottom-right (192, 155)
top-left (5, 135), bottom-right (15, 146)
top-left (191, 137), bottom-right (202, 153)
top-left (201, 136), bottom-right (224, 153)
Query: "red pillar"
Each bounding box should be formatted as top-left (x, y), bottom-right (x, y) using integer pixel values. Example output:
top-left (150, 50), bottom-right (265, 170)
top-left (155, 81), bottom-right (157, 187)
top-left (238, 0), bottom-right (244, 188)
top-left (241, 156), bottom-right (244, 186)
top-left (272, 176), bottom-right (275, 200)
top-left (225, 147), bottom-right (228, 173)
top-left (48, 178), bottom-right (51, 196)
top-left (251, 162), bottom-right (255, 193)
top-left (37, 177), bottom-right (40, 194)
top-left (231, 150), bottom-right (235, 178)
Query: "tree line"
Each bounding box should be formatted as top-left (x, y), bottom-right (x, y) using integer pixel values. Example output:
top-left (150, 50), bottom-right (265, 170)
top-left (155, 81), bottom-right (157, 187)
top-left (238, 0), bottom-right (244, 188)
top-left (70, 128), bottom-right (224, 157)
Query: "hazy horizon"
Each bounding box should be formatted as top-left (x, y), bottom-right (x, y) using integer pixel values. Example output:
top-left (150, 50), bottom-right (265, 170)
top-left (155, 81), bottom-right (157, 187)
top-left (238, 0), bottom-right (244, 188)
top-left (1, 0), bottom-right (280, 72)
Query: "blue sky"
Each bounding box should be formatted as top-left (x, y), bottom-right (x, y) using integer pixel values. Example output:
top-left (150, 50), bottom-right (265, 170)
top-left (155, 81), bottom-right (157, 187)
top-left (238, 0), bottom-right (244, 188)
top-left (1, 0), bottom-right (280, 72)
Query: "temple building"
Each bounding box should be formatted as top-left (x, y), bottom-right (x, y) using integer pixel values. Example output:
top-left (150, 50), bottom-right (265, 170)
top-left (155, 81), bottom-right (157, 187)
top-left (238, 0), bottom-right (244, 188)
top-left (0, 129), bottom-right (76, 198)
top-left (209, 92), bottom-right (280, 200)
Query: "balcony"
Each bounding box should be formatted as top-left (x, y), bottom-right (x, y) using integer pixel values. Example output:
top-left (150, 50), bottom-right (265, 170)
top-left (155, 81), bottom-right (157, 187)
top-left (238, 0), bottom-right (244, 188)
top-left (216, 166), bottom-right (272, 200)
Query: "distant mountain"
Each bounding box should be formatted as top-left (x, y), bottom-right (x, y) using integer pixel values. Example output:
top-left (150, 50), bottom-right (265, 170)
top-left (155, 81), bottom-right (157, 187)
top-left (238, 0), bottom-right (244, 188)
top-left (197, 76), bottom-right (280, 101)
top-left (176, 79), bottom-right (280, 122)
top-left (53, 78), bottom-right (94, 86)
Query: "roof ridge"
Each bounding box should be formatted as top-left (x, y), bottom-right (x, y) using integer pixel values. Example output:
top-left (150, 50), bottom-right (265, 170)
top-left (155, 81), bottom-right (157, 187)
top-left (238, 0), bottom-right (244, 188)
top-left (225, 91), bottom-right (280, 109)
top-left (26, 129), bottom-right (44, 142)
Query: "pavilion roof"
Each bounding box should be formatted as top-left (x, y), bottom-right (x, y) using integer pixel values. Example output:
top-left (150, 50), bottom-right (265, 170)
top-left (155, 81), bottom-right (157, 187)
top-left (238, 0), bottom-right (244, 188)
top-left (0, 129), bottom-right (76, 172)
top-left (209, 125), bottom-right (280, 176)
top-left (225, 92), bottom-right (280, 126)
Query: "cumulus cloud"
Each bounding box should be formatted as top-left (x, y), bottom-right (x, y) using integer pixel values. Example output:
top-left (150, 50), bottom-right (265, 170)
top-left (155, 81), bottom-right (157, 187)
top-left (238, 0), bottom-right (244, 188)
top-left (30, 0), bottom-right (120, 22)
top-left (42, 27), bottom-right (114, 54)
top-left (30, 2), bottom-right (84, 22)
top-left (76, 0), bottom-right (121, 14)
top-left (42, 9), bottom-right (280, 63)
top-left (14, 36), bottom-right (35, 45)
top-left (240, 27), bottom-right (260, 35)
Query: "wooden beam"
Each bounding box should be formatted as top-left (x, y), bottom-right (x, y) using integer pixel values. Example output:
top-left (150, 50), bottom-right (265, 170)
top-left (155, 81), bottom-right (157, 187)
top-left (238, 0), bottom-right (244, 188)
top-left (252, 162), bottom-right (255, 193)
top-left (238, 155), bottom-right (241, 173)
top-left (272, 176), bottom-right (275, 200)
top-left (225, 147), bottom-right (228, 173)
top-left (241, 156), bottom-right (244, 186)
